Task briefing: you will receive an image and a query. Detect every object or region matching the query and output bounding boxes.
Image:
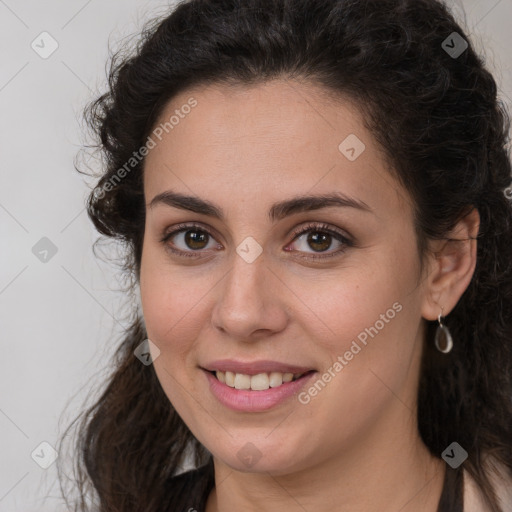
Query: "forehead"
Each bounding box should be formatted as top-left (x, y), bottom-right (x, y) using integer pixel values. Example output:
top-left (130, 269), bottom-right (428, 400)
top-left (143, 79), bottom-right (410, 217)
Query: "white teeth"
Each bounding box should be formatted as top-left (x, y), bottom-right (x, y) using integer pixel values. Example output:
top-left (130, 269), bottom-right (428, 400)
top-left (250, 373), bottom-right (269, 390)
top-left (214, 370), bottom-right (306, 390)
top-left (269, 372), bottom-right (283, 388)
top-left (225, 371), bottom-right (235, 387)
top-left (234, 373), bottom-right (251, 390)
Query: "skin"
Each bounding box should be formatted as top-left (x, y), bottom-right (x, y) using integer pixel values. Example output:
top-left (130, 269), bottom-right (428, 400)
top-left (139, 78), bottom-right (480, 512)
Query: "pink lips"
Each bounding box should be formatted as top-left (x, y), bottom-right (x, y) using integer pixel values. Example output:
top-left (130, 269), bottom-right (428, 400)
top-left (201, 359), bottom-right (315, 375)
top-left (202, 367), bottom-right (317, 412)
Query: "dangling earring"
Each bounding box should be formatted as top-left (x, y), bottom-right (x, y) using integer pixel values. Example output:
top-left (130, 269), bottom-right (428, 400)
top-left (435, 308), bottom-right (453, 354)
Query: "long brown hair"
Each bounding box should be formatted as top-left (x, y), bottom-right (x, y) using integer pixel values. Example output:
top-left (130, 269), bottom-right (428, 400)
top-left (57, 0), bottom-right (512, 510)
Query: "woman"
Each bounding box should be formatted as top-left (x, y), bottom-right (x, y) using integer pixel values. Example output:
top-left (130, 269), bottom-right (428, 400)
top-left (58, 0), bottom-right (512, 510)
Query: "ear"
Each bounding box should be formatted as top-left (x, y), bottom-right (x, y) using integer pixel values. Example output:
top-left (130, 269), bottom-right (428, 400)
top-left (421, 208), bottom-right (480, 321)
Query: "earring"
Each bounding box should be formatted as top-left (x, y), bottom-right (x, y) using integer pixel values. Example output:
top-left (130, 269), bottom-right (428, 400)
top-left (435, 309), bottom-right (453, 354)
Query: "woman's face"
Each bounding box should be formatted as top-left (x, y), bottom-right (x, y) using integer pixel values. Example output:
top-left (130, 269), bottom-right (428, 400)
top-left (140, 79), bottom-right (430, 475)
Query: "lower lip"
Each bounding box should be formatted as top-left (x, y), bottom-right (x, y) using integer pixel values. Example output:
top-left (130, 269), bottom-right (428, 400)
top-left (203, 369), bottom-right (317, 412)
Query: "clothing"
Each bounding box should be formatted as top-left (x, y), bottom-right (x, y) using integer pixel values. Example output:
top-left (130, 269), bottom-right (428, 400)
top-left (167, 460), bottom-right (214, 512)
top-left (167, 458), bottom-right (512, 511)
top-left (438, 465), bottom-right (464, 511)
top-left (463, 460), bottom-right (512, 512)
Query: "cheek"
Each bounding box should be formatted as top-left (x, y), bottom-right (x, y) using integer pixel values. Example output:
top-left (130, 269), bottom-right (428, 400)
top-left (300, 241), bottom-right (422, 394)
top-left (139, 247), bottom-right (209, 358)
top-left (292, 265), bottom-right (421, 445)
top-left (139, 250), bottom-right (209, 415)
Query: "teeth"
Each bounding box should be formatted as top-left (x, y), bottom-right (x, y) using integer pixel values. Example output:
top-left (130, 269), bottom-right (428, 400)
top-left (234, 373), bottom-right (251, 390)
top-left (214, 370), bottom-right (305, 390)
top-left (225, 371), bottom-right (235, 387)
top-left (269, 372), bottom-right (283, 387)
top-left (250, 373), bottom-right (269, 390)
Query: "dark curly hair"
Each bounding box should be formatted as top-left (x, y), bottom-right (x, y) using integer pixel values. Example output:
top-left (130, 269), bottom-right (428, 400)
top-left (57, 0), bottom-right (512, 510)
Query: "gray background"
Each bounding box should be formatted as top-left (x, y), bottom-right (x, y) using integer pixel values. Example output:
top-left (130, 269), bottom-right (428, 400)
top-left (1, 0), bottom-right (511, 510)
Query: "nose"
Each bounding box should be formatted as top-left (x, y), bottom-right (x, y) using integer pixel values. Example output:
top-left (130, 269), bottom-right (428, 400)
top-left (211, 251), bottom-right (288, 341)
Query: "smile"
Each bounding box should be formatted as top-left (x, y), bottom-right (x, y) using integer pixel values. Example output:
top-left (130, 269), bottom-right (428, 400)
top-left (203, 368), bottom-right (318, 412)
top-left (211, 370), bottom-right (311, 391)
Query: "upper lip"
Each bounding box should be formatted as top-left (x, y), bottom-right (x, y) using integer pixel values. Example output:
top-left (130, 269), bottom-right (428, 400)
top-left (201, 359), bottom-right (316, 375)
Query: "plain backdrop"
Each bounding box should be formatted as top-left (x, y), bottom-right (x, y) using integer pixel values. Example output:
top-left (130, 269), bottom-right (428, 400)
top-left (1, 0), bottom-right (511, 510)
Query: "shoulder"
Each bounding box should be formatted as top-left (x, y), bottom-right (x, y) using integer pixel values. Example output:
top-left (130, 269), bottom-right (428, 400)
top-left (489, 459), bottom-right (512, 511)
top-left (463, 459), bottom-right (512, 512)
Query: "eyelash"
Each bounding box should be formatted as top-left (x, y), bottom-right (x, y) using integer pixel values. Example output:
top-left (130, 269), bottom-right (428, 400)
top-left (159, 221), bottom-right (353, 261)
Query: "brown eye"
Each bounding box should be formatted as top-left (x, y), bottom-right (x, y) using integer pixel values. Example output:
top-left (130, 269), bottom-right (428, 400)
top-left (287, 222), bottom-right (351, 259)
top-left (160, 221), bottom-right (352, 261)
top-left (305, 231), bottom-right (333, 252)
top-left (160, 223), bottom-right (221, 258)
top-left (182, 229), bottom-right (210, 250)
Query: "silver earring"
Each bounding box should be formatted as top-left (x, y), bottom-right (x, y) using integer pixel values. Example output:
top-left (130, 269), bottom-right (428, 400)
top-left (435, 310), bottom-right (453, 354)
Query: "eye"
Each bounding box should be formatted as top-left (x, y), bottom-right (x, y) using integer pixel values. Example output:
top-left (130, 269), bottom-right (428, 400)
top-left (285, 222), bottom-right (352, 260)
top-left (160, 221), bottom-right (352, 260)
top-left (160, 223), bottom-right (221, 258)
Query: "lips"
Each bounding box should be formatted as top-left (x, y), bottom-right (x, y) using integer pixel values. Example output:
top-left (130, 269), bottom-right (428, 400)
top-left (203, 367), bottom-right (318, 412)
top-left (201, 359), bottom-right (316, 375)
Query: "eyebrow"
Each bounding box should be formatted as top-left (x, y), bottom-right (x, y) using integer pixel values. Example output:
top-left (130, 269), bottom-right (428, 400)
top-left (148, 189), bottom-right (373, 222)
